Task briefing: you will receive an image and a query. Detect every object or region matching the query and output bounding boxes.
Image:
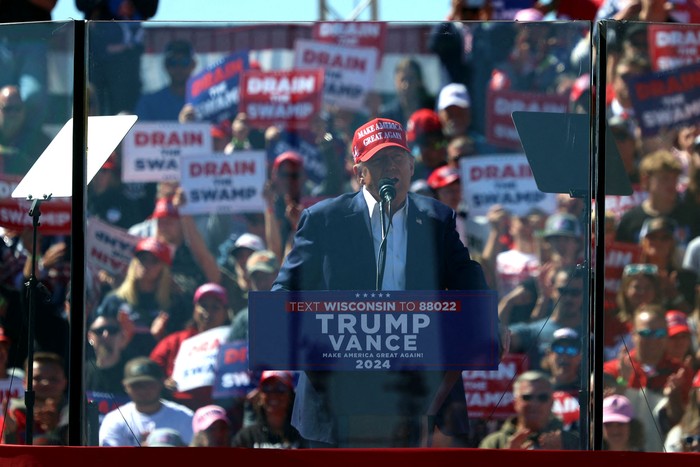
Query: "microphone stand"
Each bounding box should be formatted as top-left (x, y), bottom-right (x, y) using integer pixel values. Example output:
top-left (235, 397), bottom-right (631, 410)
top-left (24, 194), bottom-right (52, 445)
top-left (376, 199), bottom-right (392, 291)
top-left (376, 179), bottom-right (396, 291)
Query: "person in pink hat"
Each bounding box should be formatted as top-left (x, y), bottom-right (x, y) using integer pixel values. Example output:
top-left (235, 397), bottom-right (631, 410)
top-left (150, 282), bottom-right (230, 411)
top-left (602, 394), bottom-right (644, 451)
top-left (190, 404), bottom-right (232, 447)
top-left (272, 116), bottom-right (493, 447)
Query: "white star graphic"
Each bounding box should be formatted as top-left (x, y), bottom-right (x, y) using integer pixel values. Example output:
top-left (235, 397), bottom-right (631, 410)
top-left (363, 293), bottom-right (368, 298)
top-left (371, 293), bottom-right (376, 298)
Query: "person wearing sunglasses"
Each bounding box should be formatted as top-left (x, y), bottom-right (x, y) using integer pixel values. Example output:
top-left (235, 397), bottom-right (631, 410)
top-left (85, 312), bottom-right (130, 424)
top-left (134, 39), bottom-right (195, 122)
top-left (509, 266), bottom-right (585, 371)
top-left (232, 371), bottom-right (306, 449)
top-left (479, 370), bottom-right (579, 450)
top-left (604, 304), bottom-right (694, 451)
top-left (542, 328), bottom-right (584, 432)
top-left (542, 328), bottom-right (582, 399)
top-left (638, 217), bottom-right (694, 314)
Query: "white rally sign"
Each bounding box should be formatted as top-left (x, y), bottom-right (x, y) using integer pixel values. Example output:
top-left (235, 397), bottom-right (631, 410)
top-left (293, 39), bottom-right (377, 111)
top-left (460, 154), bottom-right (557, 218)
top-left (178, 151), bottom-right (267, 216)
top-left (122, 122), bottom-right (213, 182)
top-left (86, 218), bottom-right (140, 277)
top-left (172, 326), bottom-right (230, 393)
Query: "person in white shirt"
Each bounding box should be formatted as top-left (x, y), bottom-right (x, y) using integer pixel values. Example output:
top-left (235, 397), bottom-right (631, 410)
top-left (99, 356), bottom-right (193, 446)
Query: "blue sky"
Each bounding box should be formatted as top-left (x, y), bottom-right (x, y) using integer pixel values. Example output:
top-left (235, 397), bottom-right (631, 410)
top-left (52, 0), bottom-right (451, 22)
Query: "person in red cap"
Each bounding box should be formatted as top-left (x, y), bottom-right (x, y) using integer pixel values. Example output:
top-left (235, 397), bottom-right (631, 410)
top-left (232, 371), bottom-right (306, 449)
top-left (150, 282), bottom-right (230, 411)
top-left (665, 310), bottom-right (694, 363)
top-left (264, 151), bottom-right (307, 261)
top-left (272, 116), bottom-right (493, 447)
top-left (94, 236), bottom-right (174, 357)
top-left (427, 165), bottom-right (467, 246)
top-left (406, 108), bottom-right (448, 182)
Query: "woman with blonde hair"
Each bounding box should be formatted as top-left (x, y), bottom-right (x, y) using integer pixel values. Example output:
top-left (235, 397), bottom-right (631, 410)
top-left (95, 237), bottom-right (174, 357)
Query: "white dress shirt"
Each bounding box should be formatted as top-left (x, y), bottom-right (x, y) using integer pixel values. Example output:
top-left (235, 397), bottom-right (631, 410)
top-left (362, 186), bottom-right (408, 291)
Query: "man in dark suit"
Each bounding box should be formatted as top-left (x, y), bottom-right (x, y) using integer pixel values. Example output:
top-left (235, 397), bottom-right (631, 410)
top-left (272, 117), bottom-right (496, 447)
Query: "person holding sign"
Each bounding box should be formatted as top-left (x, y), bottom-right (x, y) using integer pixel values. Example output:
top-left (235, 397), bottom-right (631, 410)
top-left (150, 282), bottom-right (230, 411)
top-left (272, 117), bottom-right (497, 447)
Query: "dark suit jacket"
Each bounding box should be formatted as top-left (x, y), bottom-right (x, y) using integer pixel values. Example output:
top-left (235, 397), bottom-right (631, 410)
top-left (272, 191), bottom-right (489, 446)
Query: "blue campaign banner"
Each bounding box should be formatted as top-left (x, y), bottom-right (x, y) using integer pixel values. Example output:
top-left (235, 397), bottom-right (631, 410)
top-left (249, 290), bottom-right (499, 372)
top-left (211, 340), bottom-right (256, 399)
top-left (626, 61), bottom-right (700, 137)
top-left (186, 51), bottom-right (249, 124)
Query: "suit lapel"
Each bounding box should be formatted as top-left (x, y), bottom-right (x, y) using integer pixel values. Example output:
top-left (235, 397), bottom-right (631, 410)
top-left (405, 195), bottom-right (430, 290)
top-left (346, 192), bottom-right (377, 289)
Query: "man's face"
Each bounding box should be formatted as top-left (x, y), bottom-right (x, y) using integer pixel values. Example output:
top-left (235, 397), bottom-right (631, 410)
top-left (124, 379), bottom-right (162, 407)
top-left (165, 53), bottom-right (195, 86)
top-left (88, 316), bottom-right (125, 362)
top-left (632, 311), bottom-right (668, 365)
top-left (274, 161), bottom-right (304, 201)
top-left (436, 181), bottom-right (461, 210)
top-left (552, 273), bottom-right (584, 326)
top-left (32, 361), bottom-right (67, 401)
top-left (355, 147), bottom-right (414, 209)
top-left (250, 270), bottom-right (278, 292)
top-left (0, 87), bottom-right (25, 136)
top-left (547, 341), bottom-right (582, 383)
top-left (156, 216), bottom-right (183, 245)
top-left (514, 379), bottom-right (553, 432)
top-left (438, 105), bottom-right (471, 137)
top-left (647, 169), bottom-right (679, 203)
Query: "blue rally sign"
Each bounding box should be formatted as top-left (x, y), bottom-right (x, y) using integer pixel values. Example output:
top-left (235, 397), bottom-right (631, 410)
top-left (248, 290), bottom-right (499, 372)
top-left (626, 61), bottom-right (700, 137)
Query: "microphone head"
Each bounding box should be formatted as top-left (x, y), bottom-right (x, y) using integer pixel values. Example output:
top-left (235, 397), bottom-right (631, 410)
top-left (378, 178), bottom-right (397, 200)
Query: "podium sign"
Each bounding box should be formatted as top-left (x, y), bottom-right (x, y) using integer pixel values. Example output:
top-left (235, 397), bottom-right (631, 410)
top-left (249, 290), bottom-right (499, 372)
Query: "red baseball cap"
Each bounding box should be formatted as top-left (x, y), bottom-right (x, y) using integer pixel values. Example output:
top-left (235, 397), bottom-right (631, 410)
top-left (427, 165), bottom-right (460, 190)
top-left (406, 109), bottom-right (442, 144)
top-left (134, 237), bottom-right (172, 266)
top-left (351, 117), bottom-right (409, 164)
top-left (666, 310), bottom-right (690, 337)
top-left (272, 151), bottom-right (304, 172)
top-left (193, 283), bottom-right (228, 306)
top-left (259, 370), bottom-right (294, 390)
top-left (152, 197), bottom-right (179, 219)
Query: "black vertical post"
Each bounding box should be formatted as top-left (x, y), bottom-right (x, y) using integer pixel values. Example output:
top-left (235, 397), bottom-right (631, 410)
top-left (68, 19), bottom-right (88, 447)
top-left (592, 20), bottom-right (608, 451)
top-left (24, 197), bottom-right (45, 445)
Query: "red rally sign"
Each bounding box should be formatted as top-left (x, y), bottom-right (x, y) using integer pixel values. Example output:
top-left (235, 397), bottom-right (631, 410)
top-left (0, 175), bottom-right (71, 235)
top-left (240, 69), bottom-right (324, 130)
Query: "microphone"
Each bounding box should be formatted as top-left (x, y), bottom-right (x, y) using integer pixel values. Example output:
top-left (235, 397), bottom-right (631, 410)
top-left (378, 178), bottom-right (397, 205)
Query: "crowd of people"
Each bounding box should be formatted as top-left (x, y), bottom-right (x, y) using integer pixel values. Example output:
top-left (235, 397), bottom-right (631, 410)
top-left (0, 0), bottom-right (699, 453)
